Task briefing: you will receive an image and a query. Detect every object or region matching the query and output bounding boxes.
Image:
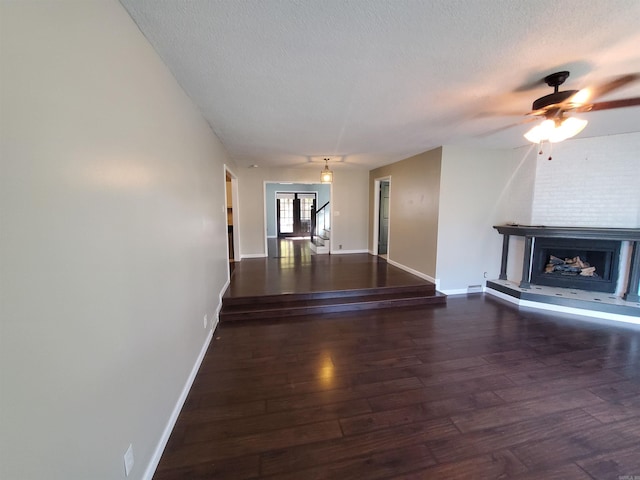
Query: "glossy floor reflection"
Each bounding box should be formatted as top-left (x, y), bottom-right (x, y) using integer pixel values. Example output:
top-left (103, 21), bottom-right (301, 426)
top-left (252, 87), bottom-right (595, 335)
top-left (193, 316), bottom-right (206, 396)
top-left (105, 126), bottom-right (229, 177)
top-left (267, 237), bottom-right (312, 259)
top-left (155, 295), bottom-right (640, 479)
top-left (226, 239), bottom-right (433, 298)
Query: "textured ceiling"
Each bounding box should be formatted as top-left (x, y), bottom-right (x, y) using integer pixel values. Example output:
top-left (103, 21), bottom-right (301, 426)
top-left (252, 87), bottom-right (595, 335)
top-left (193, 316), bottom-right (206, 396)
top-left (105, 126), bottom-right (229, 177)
top-left (120, 0), bottom-right (640, 169)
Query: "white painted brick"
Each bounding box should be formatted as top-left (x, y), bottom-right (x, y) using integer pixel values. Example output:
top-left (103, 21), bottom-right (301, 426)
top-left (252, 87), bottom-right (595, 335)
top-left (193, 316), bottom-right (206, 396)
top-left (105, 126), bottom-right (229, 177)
top-left (531, 132), bottom-right (640, 228)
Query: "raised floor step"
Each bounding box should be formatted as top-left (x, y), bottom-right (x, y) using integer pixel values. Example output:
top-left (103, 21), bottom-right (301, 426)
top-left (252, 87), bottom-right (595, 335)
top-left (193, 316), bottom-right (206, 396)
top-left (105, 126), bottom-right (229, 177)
top-left (223, 284), bottom-right (436, 306)
top-left (220, 285), bottom-right (446, 322)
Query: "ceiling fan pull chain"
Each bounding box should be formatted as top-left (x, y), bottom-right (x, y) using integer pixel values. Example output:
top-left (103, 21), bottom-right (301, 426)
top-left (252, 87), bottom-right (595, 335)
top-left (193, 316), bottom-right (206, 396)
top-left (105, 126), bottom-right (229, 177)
top-left (536, 141), bottom-right (553, 160)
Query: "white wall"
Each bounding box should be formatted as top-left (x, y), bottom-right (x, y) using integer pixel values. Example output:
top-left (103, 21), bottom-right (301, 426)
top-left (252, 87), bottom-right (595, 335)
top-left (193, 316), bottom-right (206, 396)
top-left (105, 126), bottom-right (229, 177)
top-left (238, 167), bottom-right (369, 256)
top-left (531, 132), bottom-right (640, 228)
top-left (436, 146), bottom-right (534, 292)
top-left (0, 1), bottom-right (233, 479)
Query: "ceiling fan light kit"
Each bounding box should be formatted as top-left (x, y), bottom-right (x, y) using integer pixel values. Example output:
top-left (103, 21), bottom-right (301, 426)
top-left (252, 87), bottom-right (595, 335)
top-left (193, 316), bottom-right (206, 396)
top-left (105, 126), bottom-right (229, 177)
top-left (320, 158), bottom-right (333, 184)
top-left (524, 116), bottom-right (588, 144)
top-left (519, 70), bottom-right (640, 146)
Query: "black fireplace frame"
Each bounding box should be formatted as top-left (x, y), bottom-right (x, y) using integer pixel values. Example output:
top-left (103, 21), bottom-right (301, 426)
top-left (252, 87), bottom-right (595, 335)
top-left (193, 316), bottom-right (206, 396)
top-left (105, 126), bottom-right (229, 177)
top-left (492, 225), bottom-right (640, 302)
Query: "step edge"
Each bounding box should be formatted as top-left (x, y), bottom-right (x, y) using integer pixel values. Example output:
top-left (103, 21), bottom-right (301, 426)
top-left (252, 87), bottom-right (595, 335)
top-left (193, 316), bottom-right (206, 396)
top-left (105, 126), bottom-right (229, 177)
top-left (222, 285), bottom-right (437, 305)
top-left (220, 294), bottom-right (446, 321)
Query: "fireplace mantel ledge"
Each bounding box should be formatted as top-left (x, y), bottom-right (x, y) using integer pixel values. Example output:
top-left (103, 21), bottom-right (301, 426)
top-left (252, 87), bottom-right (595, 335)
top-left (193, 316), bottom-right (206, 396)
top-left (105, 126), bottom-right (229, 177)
top-left (494, 225), bottom-right (640, 241)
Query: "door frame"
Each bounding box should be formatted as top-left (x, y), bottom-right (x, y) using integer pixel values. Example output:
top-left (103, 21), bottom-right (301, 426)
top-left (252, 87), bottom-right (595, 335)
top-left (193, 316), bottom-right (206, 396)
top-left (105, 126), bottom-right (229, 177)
top-left (372, 176), bottom-right (391, 256)
top-left (224, 165), bottom-right (240, 263)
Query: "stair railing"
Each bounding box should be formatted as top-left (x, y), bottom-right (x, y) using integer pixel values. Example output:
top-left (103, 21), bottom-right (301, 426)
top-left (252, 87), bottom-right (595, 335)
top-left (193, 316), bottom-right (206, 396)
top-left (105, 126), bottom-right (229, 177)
top-left (311, 201), bottom-right (330, 246)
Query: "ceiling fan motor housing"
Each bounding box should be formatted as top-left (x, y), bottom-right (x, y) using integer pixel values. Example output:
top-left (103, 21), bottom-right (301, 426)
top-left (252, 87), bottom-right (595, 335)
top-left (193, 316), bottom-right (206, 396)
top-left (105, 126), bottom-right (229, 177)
top-left (532, 90), bottom-right (580, 111)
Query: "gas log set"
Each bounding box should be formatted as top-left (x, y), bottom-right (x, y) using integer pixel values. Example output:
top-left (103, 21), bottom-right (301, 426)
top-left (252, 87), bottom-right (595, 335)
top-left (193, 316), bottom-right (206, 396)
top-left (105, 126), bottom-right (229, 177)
top-left (545, 255), bottom-right (597, 277)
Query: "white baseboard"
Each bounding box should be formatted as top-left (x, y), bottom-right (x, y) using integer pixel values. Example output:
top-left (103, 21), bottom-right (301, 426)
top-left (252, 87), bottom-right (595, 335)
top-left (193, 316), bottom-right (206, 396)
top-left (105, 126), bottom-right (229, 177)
top-left (142, 327), bottom-right (214, 480)
top-left (441, 289), bottom-right (468, 295)
top-left (143, 281), bottom-right (227, 480)
top-left (240, 253), bottom-right (267, 259)
top-left (441, 288), bottom-right (483, 295)
top-left (217, 278), bottom-right (230, 319)
top-left (485, 287), bottom-right (640, 326)
top-left (330, 249), bottom-right (369, 254)
top-left (385, 258), bottom-right (439, 289)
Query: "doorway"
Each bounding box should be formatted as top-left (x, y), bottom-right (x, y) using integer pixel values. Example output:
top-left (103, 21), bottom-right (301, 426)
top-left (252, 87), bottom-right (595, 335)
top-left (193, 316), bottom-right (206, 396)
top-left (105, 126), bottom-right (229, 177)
top-left (373, 177), bottom-right (391, 258)
top-left (378, 180), bottom-right (390, 256)
top-left (276, 192), bottom-right (316, 238)
top-left (225, 167), bottom-right (240, 272)
top-left (264, 182), bottom-right (330, 258)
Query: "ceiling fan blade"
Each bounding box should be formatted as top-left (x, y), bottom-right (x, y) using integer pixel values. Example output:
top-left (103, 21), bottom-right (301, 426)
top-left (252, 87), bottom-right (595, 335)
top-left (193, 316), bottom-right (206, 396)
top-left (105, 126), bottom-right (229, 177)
top-left (474, 110), bottom-right (529, 119)
top-left (576, 97), bottom-right (640, 112)
top-left (584, 73), bottom-right (640, 102)
top-left (477, 117), bottom-right (538, 137)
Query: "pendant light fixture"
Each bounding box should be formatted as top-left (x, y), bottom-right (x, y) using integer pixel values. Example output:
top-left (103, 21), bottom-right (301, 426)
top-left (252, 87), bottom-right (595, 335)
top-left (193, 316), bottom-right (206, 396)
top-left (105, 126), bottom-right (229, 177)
top-left (320, 158), bottom-right (333, 184)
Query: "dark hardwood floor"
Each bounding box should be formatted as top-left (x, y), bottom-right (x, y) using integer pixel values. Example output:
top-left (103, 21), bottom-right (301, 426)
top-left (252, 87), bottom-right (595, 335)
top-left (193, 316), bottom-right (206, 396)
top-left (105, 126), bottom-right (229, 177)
top-left (155, 246), bottom-right (640, 479)
top-left (226, 239), bottom-right (432, 297)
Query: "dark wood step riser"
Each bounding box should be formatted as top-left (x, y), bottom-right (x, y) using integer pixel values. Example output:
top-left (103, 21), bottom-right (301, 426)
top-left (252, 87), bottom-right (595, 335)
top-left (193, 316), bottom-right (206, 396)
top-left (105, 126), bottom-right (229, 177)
top-left (222, 292), bottom-right (441, 313)
top-left (223, 285), bottom-right (436, 307)
top-left (220, 295), bottom-right (446, 322)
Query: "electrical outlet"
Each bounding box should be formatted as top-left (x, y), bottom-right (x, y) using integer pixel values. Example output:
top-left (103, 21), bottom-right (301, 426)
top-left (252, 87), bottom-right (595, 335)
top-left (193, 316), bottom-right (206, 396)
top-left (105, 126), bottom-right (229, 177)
top-left (124, 444), bottom-right (134, 477)
top-left (204, 314), bottom-right (208, 329)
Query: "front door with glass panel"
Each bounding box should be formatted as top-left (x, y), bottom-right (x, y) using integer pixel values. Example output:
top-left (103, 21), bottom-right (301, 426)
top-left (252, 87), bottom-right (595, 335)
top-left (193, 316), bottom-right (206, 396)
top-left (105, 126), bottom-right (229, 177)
top-left (276, 192), bottom-right (316, 237)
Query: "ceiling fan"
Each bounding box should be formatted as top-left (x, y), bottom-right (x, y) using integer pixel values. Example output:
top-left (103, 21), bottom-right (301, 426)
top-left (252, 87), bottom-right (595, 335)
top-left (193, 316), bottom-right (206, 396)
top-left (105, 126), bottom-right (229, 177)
top-left (520, 70), bottom-right (640, 144)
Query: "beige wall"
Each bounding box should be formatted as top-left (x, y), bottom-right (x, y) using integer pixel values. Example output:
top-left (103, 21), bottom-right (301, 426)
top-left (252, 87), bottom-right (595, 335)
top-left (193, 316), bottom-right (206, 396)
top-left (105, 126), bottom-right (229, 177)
top-left (237, 166), bottom-right (369, 256)
top-left (369, 148), bottom-right (442, 279)
top-left (0, 1), bottom-right (233, 479)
